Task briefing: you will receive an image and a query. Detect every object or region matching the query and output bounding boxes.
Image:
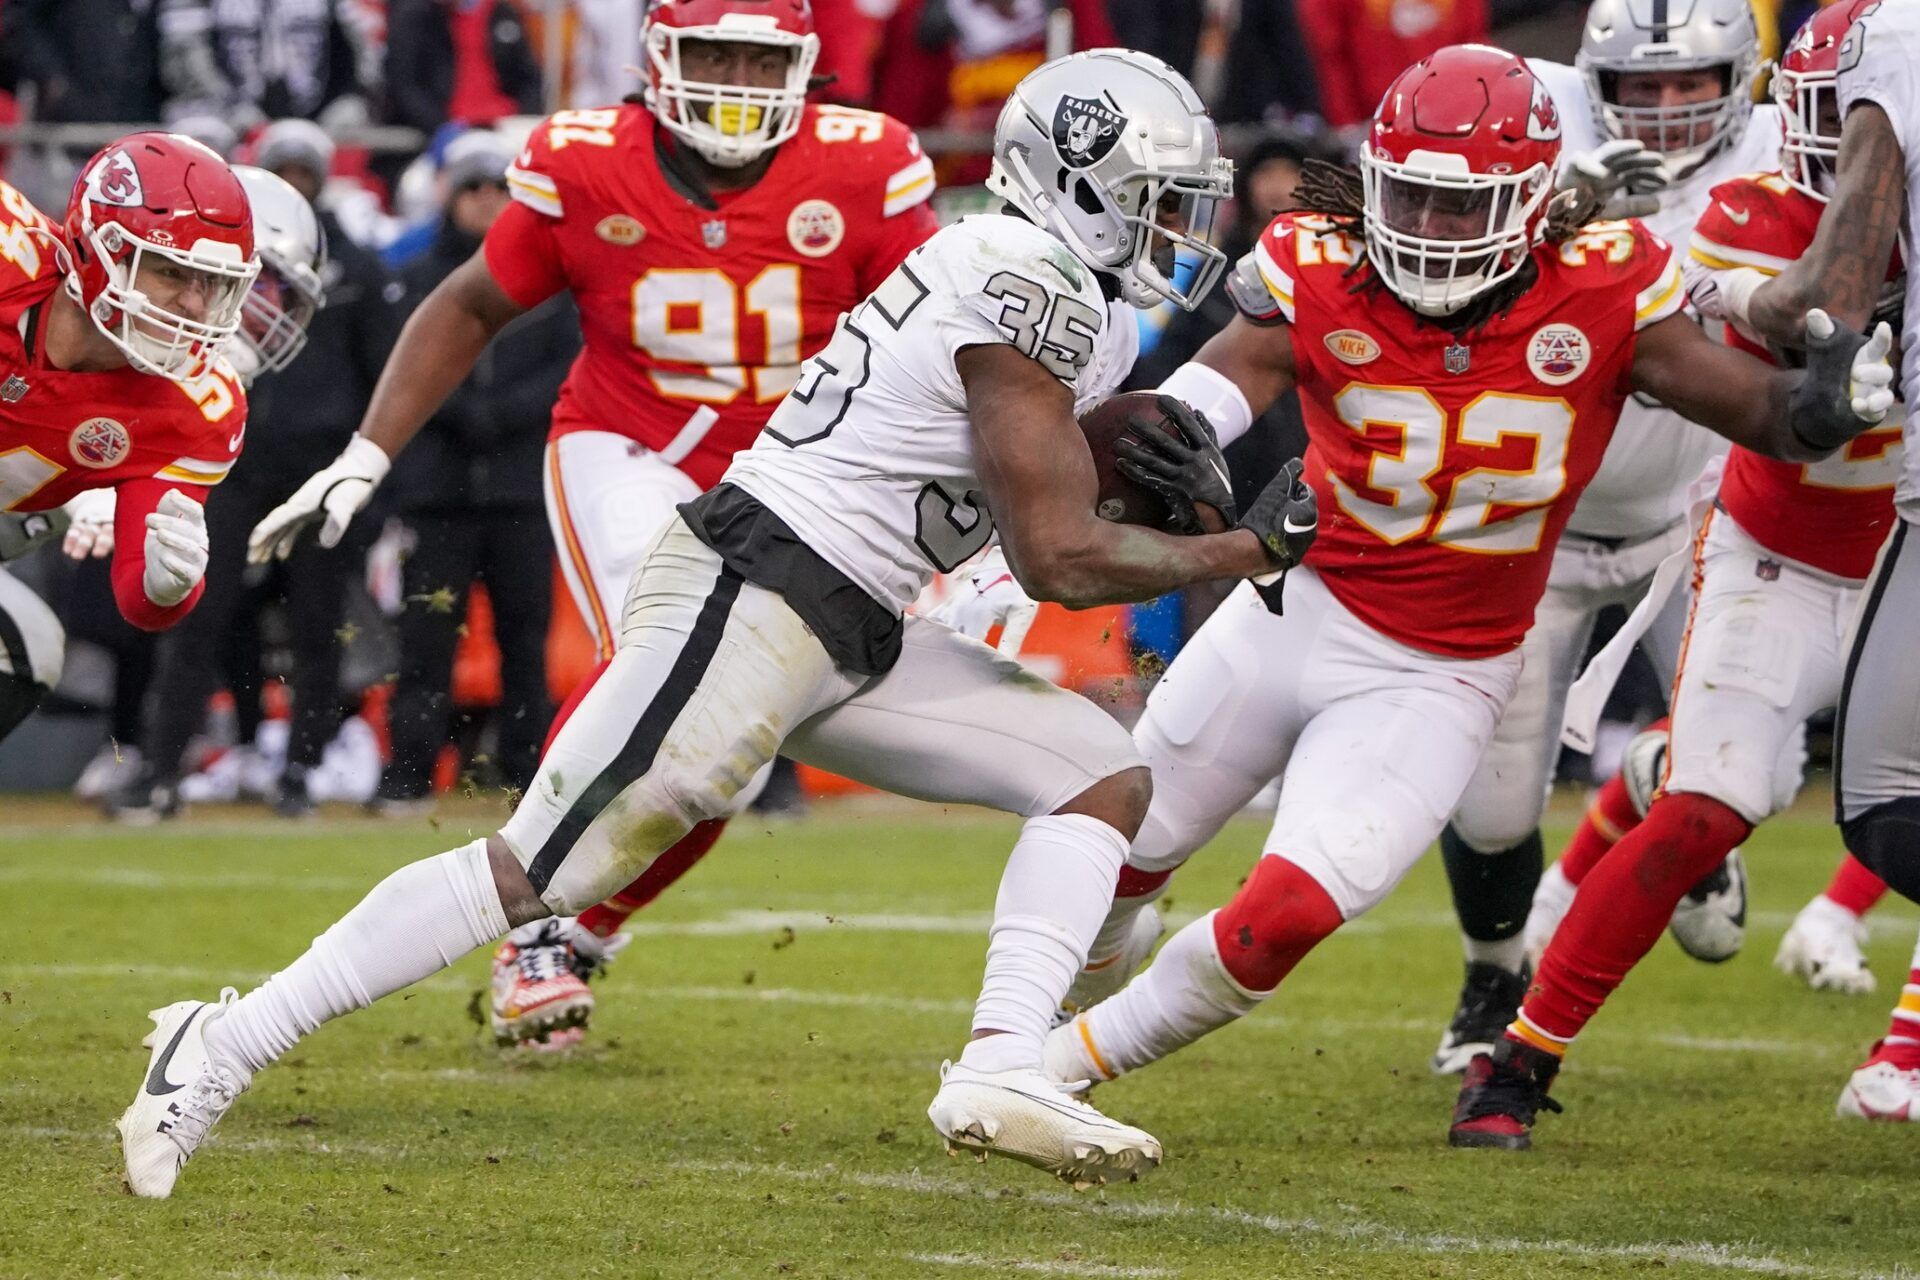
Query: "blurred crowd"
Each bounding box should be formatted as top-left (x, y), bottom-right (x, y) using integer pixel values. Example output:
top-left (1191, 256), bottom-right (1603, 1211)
top-left (0, 0), bottom-right (1847, 811)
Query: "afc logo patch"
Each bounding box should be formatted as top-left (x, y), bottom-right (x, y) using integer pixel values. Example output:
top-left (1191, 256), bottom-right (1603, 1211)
top-left (70, 416), bottom-right (131, 468)
top-left (1527, 324), bottom-right (1590, 386)
top-left (1052, 95), bottom-right (1125, 169)
top-left (786, 199), bottom-right (846, 258)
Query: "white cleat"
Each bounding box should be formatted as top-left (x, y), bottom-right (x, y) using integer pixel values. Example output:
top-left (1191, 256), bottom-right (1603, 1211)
top-left (1057, 906), bottom-right (1163, 1026)
top-left (1837, 1046), bottom-right (1920, 1121)
top-left (118, 991), bottom-right (250, 1198)
top-left (1775, 896), bottom-right (1875, 995)
top-left (927, 1060), bottom-right (1160, 1189)
top-left (1524, 862), bottom-right (1577, 968)
top-left (1668, 849), bottom-right (1747, 963)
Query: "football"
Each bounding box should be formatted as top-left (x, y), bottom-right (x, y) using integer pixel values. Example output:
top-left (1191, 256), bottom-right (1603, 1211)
top-left (1076, 391), bottom-right (1193, 530)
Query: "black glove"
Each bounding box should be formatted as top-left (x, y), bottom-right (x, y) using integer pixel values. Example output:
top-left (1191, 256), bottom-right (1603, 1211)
top-left (1113, 395), bottom-right (1238, 534)
top-left (1238, 457), bottom-right (1317, 572)
top-left (1790, 309), bottom-right (1897, 453)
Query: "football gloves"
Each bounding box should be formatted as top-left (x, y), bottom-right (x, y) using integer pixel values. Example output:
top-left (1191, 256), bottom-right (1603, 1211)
top-left (248, 435), bottom-right (391, 563)
top-left (62, 487), bottom-right (116, 559)
top-left (1792, 309), bottom-right (1897, 452)
top-left (142, 489), bottom-right (210, 608)
top-left (1113, 394), bottom-right (1238, 534)
top-left (926, 546), bottom-right (1040, 657)
top-left (1238, 457), bottom-right (1318, 573)
top-left (0, 508), bottom-right (68, 562)
top-left (1552, 139), bottom-right (1670, 222)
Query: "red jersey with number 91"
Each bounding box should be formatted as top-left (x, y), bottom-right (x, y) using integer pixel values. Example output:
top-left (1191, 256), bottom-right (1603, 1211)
top-left (1689, 172), bottom-right (1902, 580)
top-left (484, 102), bottom-right (939, 490)
top-left (1252, 212), bottom-right (1685, 658)
top-left (0, 180), bottom-right (246, 513)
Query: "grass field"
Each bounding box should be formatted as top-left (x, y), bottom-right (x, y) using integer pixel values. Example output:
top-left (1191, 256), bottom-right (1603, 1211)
top-left (4, 791), bottom-right (1918, 1280)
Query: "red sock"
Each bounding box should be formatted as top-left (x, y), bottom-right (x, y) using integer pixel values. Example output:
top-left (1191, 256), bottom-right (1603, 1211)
top-left (1825, 853), bottom-right (1889, 918)
top-left (1559, 771), bottom-right (1643, 885)
top-left (575, 818), bottom-right (729, 938)
top-left (1211, 855), bottom-right (1346, 991)
top-left (1115, 865), bottom-right (1171, 900)
top-left (1517, 792), bottom-right (1751, 1047)
top-left (543, 658), bottom-right (611, 756)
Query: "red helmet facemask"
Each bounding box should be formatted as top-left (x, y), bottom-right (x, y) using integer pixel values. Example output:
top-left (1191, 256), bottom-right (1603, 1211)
top-left (64, 132), bottom-right (259, 380)
top-left (642, 0), bottom-right (821, 169)
top-left (1360, 45), bottom-right (1561, 318)
top-left (1776, 0), bottom-right (1878, 203)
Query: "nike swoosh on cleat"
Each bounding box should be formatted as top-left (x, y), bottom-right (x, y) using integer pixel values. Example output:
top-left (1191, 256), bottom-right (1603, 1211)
top-left (144, 1006), bottom-right (205, 1097)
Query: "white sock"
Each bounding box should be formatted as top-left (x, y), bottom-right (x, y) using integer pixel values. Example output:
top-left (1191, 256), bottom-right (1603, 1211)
top-left (1071, 912), bottom-right (1265, 1080)
top-left (1463, 932), bottom-right (1529, 973)
top-left (964, 813), bottom-right (1130, 1072)
top-left (1085, 871), bottom-right (1171, 963)
top-left (205, 840), bottom-right (512, 1075)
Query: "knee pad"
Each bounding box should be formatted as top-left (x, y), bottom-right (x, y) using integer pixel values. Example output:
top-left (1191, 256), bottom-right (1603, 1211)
top-left (1620, 721), bottom-right (1670, 818)
top-left (1842, 798), bottom-right (1920, 906)
top-left (0, 669), bottom-right (48, 742)
top-left (1439, 824), bottom-right (1543, 942)
top-left (1211, 855), bottom-right (1345, 991)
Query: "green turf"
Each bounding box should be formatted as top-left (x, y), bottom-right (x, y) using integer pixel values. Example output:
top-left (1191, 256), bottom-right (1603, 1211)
top-left (4, 793), bottom-right (1917, 1279)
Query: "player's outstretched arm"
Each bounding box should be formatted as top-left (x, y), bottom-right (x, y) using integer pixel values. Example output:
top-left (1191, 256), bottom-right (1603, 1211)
top-left (1630, 311), bottom-right (1892, 463)
top-left (964, 344), bottom-right (1276, 609)
top-left (1185, 313), bottom-right (1297, 437)
top-left (1745, 103), bottom-right (1905, 347)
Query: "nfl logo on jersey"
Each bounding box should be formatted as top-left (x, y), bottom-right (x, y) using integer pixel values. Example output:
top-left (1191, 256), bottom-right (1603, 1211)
top-left (701, 219), bottom-right (728, 250)
top-left (1444, 343), bottom-right (1471, 375)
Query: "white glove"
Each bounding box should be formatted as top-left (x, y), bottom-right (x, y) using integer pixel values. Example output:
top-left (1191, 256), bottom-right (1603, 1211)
top-left (1556, 139), bottom-right (1671, 220)
top-left (927, 546), bottom-right (1039, 656)
top-left (247, 435), bottom-right (391, 563)
top-left (1808, 309), bottom-right (1899, 426)
top-left (142, 489), bottom-right (209, 607)
top-left (62, 487), bottom-right (116, 559)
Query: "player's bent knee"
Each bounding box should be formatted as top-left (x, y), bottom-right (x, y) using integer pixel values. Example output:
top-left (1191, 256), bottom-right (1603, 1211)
top-left (1212, 855), bottom-right (1346, 991)
top-left (1057, 765), bottom-right (1153, 841)
top-left (486, 833), bottom-right (550, 928)
top-left (1841, 798), bottom-right (1920, 906)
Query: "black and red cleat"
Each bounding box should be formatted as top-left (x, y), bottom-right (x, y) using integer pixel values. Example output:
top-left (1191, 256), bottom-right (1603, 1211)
top-left (1449, 1037), bottom-right (1564, 1150)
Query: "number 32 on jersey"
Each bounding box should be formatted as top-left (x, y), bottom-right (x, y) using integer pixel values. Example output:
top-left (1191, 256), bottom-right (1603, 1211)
top-left (1332, 384), bottom-right (1573, 554)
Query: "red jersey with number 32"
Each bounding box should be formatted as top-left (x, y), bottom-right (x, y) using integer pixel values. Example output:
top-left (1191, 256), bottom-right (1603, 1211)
top-left (1252, 213), bottom-right (1685, 657)
top-left (1690, 172), bottom-right (1902, 580)
top-left (485, 102), bottom-right (939, 489)
top-left (0, 181), bottom-right (245, 513)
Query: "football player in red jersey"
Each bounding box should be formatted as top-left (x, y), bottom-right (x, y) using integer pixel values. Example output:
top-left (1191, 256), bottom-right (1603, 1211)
top-left (247, 0), bottom-right (940, 1048)
top-left (0, 132), bottom-right (255, 742)
top-left (1036, 45), bottom-right (1893, 1147)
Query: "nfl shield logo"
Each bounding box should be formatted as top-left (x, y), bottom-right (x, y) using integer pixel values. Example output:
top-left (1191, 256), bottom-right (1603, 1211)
top-left (701, 219), bottom-right (728, 249)
top-left (0, 375), bottom-right (27, 402)
top-left (1756, 558), bottom-right (1782, 582)
top-left (1443, 343), bottom-right (1471, 374)
top-left (1052, 95), bottom-right (1126, 169)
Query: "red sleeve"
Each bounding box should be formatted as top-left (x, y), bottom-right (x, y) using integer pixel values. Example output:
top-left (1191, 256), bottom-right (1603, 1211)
top-left (484, 200), bottom-right (570, 310)
top-left (109, 477), bottom-right (207, 631)
top-left (859, 201), bottom-right (939, 295)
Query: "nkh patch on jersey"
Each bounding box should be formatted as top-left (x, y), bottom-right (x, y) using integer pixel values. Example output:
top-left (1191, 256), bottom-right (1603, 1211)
top-left (721, 214), bottom-right (1137, 616)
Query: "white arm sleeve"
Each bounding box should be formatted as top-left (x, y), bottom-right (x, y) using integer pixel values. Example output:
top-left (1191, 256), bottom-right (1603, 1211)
top-left (1157, 361), bottom-right (1255, 449)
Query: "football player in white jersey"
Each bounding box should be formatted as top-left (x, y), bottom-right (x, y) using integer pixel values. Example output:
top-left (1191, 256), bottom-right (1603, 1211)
top-left (1428, 0), bottom-right (1787, 1074)
top-left (1726, 0), bottom-right (1920, 1121)
top-left (115, 49), bottom-right (1321, 1199)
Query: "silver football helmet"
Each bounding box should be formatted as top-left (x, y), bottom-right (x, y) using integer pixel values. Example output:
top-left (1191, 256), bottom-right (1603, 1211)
top-left (985, 49), bottom-right (1233, 311)
top-left (228, 165), bottom-right (327, 381)
top-left (1576, 0), bottom-right (1761, 178)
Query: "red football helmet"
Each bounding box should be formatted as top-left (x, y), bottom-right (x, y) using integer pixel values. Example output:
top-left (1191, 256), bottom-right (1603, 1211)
top-left (642, 0), bottom-right (821, 168)
top-left (64, 132), bottom-right (259, 380)
top-left (1776, 0), bottom-right (1877, 202)
top-left (1360, 45), bottom-right (1562, 317)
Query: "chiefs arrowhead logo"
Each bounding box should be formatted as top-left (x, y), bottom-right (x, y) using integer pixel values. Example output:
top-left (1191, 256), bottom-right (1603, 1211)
top-left (1526, 76), bottom-right (1561, 143)
top-left (87, 149), bottom-right (145, 208)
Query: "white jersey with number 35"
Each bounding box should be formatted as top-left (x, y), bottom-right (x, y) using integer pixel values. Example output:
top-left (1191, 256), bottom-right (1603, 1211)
top-left (722, 214), bottom-right (1138, 613)
top-left (1839, 0), bottom-right (1920, 522)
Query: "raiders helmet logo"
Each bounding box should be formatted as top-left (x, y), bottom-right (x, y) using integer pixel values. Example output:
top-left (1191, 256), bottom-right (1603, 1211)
top-left (1053, 95), bottom-right (1125, 169)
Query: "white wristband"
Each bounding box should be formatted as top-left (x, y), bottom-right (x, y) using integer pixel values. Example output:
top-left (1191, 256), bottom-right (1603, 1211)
top-left (1715, 267), bottom-right (1771, 333)
top-left (1157, 362), bottom-right (1255, 449)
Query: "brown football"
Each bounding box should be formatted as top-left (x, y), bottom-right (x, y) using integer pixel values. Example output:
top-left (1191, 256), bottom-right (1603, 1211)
top-left (1076, 391), bottom-right (1190, 530)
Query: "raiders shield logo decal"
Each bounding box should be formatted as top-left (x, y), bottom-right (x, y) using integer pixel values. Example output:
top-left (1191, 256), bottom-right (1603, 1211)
top-left (1053, 95), bottom-right (1125, 169)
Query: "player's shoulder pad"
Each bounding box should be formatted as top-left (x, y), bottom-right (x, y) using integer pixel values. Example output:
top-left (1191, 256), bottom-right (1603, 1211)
top-left (1550, 218), bottom-right (1684, 329)
top-left (932, 214), bottom-right (1106, 307)
top-left (156, 356), bottom-right (248, 486)
top-left (1248, 213), bottom-right (1361, 323)
top-left (505, 103), bottom-right (648, 219)
top-left (1690, 172), bottom-right (1817, 276)
top-left (797, 105), bottom-right (936, 219)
